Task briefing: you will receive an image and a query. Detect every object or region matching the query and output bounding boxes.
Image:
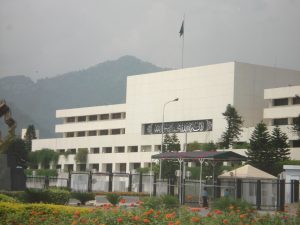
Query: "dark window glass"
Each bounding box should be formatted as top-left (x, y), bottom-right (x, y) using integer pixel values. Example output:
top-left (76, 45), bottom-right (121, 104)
top-left (77, 131), bottom-right (85, 137)
top-left (88, 115), bottom-right (98, 121)
top-left (66, 132), bottom-right (74, 137)
top-left (291, 140), bottom-right (300, 148)
top-left (99, 130), bottom-right (109, 135)
top-left (78, 116), bottom-right (86, 122)
top-left (88, 130), bottom-right (97, 136)
top-left (273, 98), bottom-right (288, 106)
top-left (273, 118), bottom-right (288, 126)
top-left (100, 114), bottom-right (109, 120)
top-left (66, 117), bottom-right (75, 123)
top-left (111, 113), bottom-right (122, 119)
top-left (293, 97), bottom-right (300, 105)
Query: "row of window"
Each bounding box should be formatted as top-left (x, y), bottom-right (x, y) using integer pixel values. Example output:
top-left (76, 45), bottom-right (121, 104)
top-left (64, 128), bottom-right (125, 137)
top-left (65, 112), bottom-right (126, 123)
top-left (272, 118), bottom-right (298, 126)
top-left (272, 97), bottom-right (300, 106)
top-left (57, 145), bottom-right (159, 155)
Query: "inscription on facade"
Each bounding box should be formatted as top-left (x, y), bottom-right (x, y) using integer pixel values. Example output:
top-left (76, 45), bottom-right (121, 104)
top-left (143, 119), bottom-right (213, 135)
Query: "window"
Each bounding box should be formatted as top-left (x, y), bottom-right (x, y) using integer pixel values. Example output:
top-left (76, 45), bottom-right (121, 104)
top-left (99, 129), bottom-right (109, 135)
top-left (77, 116), bottom-right (86, 122)
top-left (273, 118), bottom-right (288, 126)
top-left (91, 164), bottom-right (99, 172)
top-left (133, 163), bottom-right (141, 169)
top-left (128, 146), bottom-right (138, 152)
top-left (88, 115), bottom-right (98, 121)
top-left (111, 129), bottom-right (121, 135)
top-left (141, 145), bottom-right (151, 152)
top-left (111, 113), bottom-right (122, 119)
top-left (119, 163), bottom-right (126, 173)
top-left (78, 164), bottom-right (86, 172)
top-left (67, 149), bottom-right (76, 154)
top-left (291, 140), bottom-right (300, 148)
top-left (88, 130), bottom-right (97, 136)
top-left (77, 131), bottom-right (86, 137)
top-left (66, 132), bottom-right (74, 138)
top-left (56, 165), bottom-right (62, 170)
top-left (57, 149), bottom-right (65, 154)
top-left (90, 148), bottom-right (100, 154)
top-left (115, 146), bottom-right (125, 153)
top-left (249, 182), bottom-right (257, 197)
top-left (273, 98), bottom-right (288, 106)
top-left (66, 117), bottom-right (75, 123)
top-left (103, 147), bottom-right (112, 153)
top-left (293, 97), bottom-right (300, 105)
top-left (100, 114), bottom-right (109, 120)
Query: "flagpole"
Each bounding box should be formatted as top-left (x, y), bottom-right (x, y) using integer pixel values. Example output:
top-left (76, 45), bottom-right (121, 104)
top-left (181, 14), bottom-right (185, 69)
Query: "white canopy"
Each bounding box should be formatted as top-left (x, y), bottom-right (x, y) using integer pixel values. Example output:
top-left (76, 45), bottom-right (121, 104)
top-left (218, 164), bottom-right (277, 180)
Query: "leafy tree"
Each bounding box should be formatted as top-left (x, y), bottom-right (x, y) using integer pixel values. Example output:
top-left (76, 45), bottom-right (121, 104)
top-left (220, 104), bottom-right (243, 149)
top-left (162, 133), bottom-right (180, 152)
top-left (29, 148), bottom-right (59, 169)
top-left (292, 113), bottom-right (300, 138)
top-left (187, 141), bottom-right (217, 151)
top-left (74, 148), bottom-right (88, 164)
top-left (270, 126), bottom-right (290, 162)
top-left (161, 133), bottom-right (180, 178)
top-left (246, 122), bottom-right (276, 175)
top-left (24, 125), bottom-right (36, 153)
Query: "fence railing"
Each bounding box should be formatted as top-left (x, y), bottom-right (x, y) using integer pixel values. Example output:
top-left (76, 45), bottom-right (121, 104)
top-left (26, 172), bottom-right (299, 210)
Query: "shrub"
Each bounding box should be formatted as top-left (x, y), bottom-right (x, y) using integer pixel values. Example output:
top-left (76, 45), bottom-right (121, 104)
top-left (161, 195), bottom-right (179, 209)
top-left (106, 193), bottom-right (121, 206)
top-left (0, 194), bottom-right (19, 203)
top-left (141, 196), bottom-right (162, 209)
top-left (212, 197), bottom-right (253, 212)
top-left (23, 188), bottom-right (70, 205)
top-left (70, 192), bottom-right (95, 204)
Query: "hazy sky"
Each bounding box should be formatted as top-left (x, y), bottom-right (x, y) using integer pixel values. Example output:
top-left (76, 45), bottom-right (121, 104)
top-left (0, 0), bottom-right (299, 80)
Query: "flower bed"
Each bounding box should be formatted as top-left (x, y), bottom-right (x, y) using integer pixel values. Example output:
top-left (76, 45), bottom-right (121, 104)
top-left (0, 201), bottom-right (299, 225)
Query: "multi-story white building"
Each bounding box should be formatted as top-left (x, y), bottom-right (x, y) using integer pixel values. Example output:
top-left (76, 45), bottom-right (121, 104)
top-left (32, 62), bottom-right (300, 172)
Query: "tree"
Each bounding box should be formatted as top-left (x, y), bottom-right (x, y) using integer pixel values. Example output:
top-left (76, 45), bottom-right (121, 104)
top-left (162, 133), bottom-right (180, 152)
top-left (246, 122), bottom-right (276, 175)
top-left (74, 148), bottom-right (88, 164)
top-left (220, 104), bottom-right (243, 149)
top-left (270, 126), bottom-right (290, 162)
top-left (161, 133), bottom-right (180, 178)
top-left (29, 148), bottom-right (59, 169)
top-left (292, 113), bottom-right (300, 138)
top-left (187, 141), bottom-right (217, 151)
top-left (24, 125), bottom-right (37, 153)
top-left (1, 138), bottom-right (28, 168)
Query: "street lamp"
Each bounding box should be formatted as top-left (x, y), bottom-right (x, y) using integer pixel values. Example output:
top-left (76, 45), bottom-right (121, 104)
top-left (159, 98), bottom-right (179, 180)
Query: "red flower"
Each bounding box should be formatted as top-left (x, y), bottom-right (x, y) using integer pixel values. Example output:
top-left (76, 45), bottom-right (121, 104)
top-left (143, 218), bottom-right (150, 223)
top-left (119, 199), bottom-right (126, 203)
top-left (191, 217), bottom-right (200, 223)
top-left (117, 217), bottom-right (123, 223)
top-left (214, 209), bottom-right (223, 215)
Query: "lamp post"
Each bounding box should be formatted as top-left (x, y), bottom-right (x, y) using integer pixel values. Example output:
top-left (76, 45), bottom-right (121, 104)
top-left (159, 98), bottom-right (179, 180)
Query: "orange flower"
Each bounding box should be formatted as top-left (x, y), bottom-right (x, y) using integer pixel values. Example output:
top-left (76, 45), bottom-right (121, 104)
top-left (117, 217), bottom-right (123, 223)
top-left (223, 219), bottom-right (229, 224)
top-left (71, 221), bottom-right (78, 225)
top-left (175, 220), bottom-right (181, 225)
top-left (80, 217), bottom-right (88, 224)
top-left (119, 199), bottom-right (126, 203)
top-left (74, 211), bottom-right (81, 216)
top-left (191, 217), bottom-right (200, 223)
top-left (168, 222), bottom-right (174, 225)
top-left (239, 214), bottom-right (247, 219)
top-left (145, 208), bottom-right (154, 215)
top-left (214, 209), bottom-right (223, 215)
top-left (156, 210), bottom-right (161, 215)
top-left (132, 216), bottom-right (140, 221)
top-left (187, 195), bottom-right (193, 201)
top-left (190, 207), bottom-right (201, 212)
top-left (166, 214), bottom-right (173, 219)
top-left (143, 218), bottom-right (150, 223)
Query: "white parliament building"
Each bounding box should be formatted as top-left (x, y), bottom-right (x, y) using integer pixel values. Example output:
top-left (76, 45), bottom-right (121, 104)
top-left (32, 62), bottom-right (300, 173)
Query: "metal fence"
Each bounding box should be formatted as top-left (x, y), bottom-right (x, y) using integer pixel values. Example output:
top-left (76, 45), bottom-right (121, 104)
top-left (26, 172), bottom-right (299, 210)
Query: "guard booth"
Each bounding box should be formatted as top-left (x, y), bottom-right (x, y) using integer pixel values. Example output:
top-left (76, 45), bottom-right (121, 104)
top-left (151, 150), bottom-right (247, 205)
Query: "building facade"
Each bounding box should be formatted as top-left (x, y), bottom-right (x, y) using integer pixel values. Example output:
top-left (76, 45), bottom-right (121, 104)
top-left (32, 62), bottom-right (300, 172)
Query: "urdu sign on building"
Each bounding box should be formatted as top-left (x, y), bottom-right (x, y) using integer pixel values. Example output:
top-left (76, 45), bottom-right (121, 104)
top-left (143, 119), bottom-right (213, 135)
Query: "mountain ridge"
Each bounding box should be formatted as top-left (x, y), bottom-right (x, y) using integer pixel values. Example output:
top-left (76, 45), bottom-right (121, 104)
top-left (0, 55), bottom-right (168, 138)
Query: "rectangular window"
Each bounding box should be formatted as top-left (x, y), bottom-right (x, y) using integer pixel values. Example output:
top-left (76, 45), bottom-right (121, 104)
top-left (91, 164), bottom-right (99, 172)
top-left (100, 114), bottom-right (109, 120)
top-left (67, 149), bottom-right (76, 154)
top-left (88, 115), bottom-right (98, 121)
top-left (115, 146), bottom-right (125, 153)
top-left (273, 98), bottom-right (288, 106)
top-left (88, 130), bottom-right (97, 136)
top-left (128, 146), bottom-right (138, 152)
top-left (57, 149), bottom-right (65, 154)
top-left (293, 97), bottom-right (300, 105)
top-left (77, 116), bottom-right (87, 122)
top-left (141, 145), bottom-right (151, 152)
top-left (103, 147), bottom-right (112, 153)
top-left (66, 132), bottom-right (74, 138)
top-left (111, 113), bottom-right (122, 119)
top-left (111, 129), bottom-right (121, 135)
top-left (66, 117), bottom-right (75, 123)
top-left (291, 140), bottom-right (300, 148)
top-left (99, 129), bottom-right (109, 135)
top-left (119, 163), bottom-right (126, 173)
top-left (77, 131), bottom-right (86, 137)
top-left (90, 148), bottom-right (100, 154)
top-left (273, 118), bottom-right (288, 126)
